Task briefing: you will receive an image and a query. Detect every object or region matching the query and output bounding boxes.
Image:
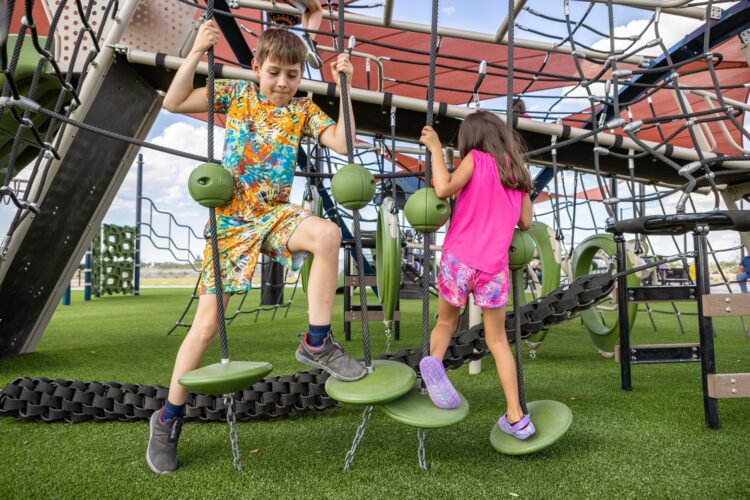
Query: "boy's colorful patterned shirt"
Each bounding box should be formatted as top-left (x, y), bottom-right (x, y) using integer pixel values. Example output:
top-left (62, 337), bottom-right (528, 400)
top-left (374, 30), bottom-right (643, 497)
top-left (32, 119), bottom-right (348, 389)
top-left (213, 79), bottom-right (334, 216)
top-left (198, 79), bottom-right (334, 294)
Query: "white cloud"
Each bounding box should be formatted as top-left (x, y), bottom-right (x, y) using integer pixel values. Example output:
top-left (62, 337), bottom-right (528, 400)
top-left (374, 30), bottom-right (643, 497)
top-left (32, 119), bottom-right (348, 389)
top-left (589, 15), bottom-right (703, 58)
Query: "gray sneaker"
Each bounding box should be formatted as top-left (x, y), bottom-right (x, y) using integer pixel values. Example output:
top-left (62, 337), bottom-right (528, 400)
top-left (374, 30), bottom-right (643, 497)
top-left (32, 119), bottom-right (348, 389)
top-left (146, 409), bottom-right (183, 474)
top-left (296, 333), bottom-right (367, 381)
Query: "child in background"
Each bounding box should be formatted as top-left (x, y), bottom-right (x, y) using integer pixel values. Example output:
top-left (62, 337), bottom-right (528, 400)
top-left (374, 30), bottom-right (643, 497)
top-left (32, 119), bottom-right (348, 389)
top-left (267, 0), bottom-right (324, 69)
top-left (418, 111), bottom-right (536, 440)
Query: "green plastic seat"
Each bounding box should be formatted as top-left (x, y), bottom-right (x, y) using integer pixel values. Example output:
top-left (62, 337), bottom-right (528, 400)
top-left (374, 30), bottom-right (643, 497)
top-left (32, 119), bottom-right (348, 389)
top-left (490, 400), bottom-right (572, 455)
top-left (381, 386), bottom-right (469, 428)
top-left (179, 361), bottom-right (273, 395)
top-left (325, 359), bottom-right (416, 405)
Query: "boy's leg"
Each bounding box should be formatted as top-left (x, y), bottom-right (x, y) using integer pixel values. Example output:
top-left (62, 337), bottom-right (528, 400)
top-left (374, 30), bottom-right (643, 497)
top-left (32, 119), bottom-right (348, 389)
top-left (482, 307), bottom-right (524, 423)
top-left (167, 293), bottom-right (231, 405)
top-left (148, 292), bottom-right (229, 474)
top-left (287, 216), bottom-right (338, 325)
top-left (287, 216), bottom-right (366, 381)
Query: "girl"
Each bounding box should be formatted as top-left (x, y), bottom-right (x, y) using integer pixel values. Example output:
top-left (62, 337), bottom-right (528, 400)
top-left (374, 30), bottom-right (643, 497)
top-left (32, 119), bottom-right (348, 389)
top-left (418, 111), bottom-right (535, 440)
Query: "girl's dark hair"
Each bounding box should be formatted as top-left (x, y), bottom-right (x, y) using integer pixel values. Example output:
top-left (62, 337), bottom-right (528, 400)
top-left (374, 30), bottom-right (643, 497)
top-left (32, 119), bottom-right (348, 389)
top-left (457, 110), bottom-right (534, 194)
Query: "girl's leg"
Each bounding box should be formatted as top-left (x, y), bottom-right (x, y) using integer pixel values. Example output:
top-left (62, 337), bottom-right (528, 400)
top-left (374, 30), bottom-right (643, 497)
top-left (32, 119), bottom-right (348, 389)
top-left (166, 292), bottom-right (231, 405)
top-left (419, 296), bottom-right (462, 409)
top-left (430, 296), bottom-right (461, 359)
top-left (286, 216), bottom-right (340, 325)
top-left (482, 306), bottom-right (524, 423)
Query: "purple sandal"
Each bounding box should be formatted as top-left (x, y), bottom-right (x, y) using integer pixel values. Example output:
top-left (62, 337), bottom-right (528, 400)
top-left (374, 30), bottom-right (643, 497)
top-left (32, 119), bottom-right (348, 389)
top-left (419, 356), bottom-right (461, 409)
top-left (498, 414), bottom-right (536, 440)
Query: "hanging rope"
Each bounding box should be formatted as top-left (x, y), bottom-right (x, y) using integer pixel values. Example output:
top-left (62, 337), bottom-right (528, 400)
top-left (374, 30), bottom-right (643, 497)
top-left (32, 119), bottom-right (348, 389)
top-left (204, 0), bottom-right (241, 472)
top-left (335, 0), bottom-right (373, 370)
top-left (420, 0), bottom-right (439, 363)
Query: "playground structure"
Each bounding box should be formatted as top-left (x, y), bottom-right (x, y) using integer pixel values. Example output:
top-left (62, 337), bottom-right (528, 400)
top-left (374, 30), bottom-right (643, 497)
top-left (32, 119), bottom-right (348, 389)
top-left (0, 0), bottom-right (748, 471)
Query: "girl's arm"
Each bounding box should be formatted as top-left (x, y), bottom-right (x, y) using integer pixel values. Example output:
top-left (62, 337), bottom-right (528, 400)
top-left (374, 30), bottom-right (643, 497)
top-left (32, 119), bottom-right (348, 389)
top-left (319, 54), bottom-right (355, 155)
top-left (419, 126), bottom-right (474, 199)
top-left (162, 21), bottom-right (220, 113)
top-left (518, 194), bottom-right (532, 231)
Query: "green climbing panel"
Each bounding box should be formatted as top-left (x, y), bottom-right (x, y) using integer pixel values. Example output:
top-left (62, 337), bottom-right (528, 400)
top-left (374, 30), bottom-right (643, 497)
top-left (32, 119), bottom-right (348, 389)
top-left (91, 224), bottom-right (136, 296)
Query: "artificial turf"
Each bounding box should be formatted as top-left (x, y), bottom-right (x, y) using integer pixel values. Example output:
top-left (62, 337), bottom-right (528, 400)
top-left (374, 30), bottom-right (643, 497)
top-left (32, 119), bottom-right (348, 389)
top-left (1, 288), bottom-right (749, 499)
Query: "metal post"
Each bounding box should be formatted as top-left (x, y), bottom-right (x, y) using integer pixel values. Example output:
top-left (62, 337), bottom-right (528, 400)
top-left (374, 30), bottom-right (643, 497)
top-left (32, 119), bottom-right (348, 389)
top-left (62, 285), bottom-right (71, 306)
top-left (615, 233), bottom-right (631, 391)
top-left (468, 301), bottom-right (482, 375)
top-left (694, 226), bottom-right (719, 429)
top-left (84, 245), bottom-right (92, 301)
top-left (260, 256), bottom-right (284, 305)
top-left (134, 154), bottom-right (143, 296)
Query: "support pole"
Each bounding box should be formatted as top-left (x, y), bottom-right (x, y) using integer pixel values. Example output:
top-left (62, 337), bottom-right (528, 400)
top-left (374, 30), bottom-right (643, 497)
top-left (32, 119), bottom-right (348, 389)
top-left (694, 225), bottom-right (719, 429)
top-left (134, 154), bottom-right (143, 296)
top-left (615, 233), bottom-right (631, 391)
top-left (84, 245), bottom-right (92, 302)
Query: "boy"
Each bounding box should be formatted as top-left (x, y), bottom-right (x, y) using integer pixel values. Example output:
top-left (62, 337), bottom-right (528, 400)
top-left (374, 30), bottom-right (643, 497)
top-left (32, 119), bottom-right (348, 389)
top-left (147, 21), bottom-right (364, 474)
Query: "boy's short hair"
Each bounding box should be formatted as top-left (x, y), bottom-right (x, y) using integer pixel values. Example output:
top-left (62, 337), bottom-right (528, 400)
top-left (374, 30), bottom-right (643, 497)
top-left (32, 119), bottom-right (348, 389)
top-left (256, 28), bottom-right (306, 67)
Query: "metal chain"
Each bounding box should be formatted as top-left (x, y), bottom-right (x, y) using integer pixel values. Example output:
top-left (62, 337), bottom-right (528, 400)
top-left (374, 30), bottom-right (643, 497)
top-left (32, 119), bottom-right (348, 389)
top-left (342, 405), bottom-right (373, 472)
top-left (224, 394), bottom-right (242, 472)
top-left (384, 321), bottom-right (392, 355)
top-left (417, 428), bottom-right (429, 470)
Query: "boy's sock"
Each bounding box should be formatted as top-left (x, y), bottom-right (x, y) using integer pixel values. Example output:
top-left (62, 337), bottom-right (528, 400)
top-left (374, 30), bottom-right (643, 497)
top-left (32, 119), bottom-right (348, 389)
top-left (307, 324), bottom-right (331, 348)
top-left (160, 400), bottom-right (185, 424)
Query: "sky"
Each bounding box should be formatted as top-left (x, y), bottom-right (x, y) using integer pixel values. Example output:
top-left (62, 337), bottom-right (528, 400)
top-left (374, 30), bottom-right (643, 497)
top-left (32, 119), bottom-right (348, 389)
top-left (0, 0), bottom-right (747, 266)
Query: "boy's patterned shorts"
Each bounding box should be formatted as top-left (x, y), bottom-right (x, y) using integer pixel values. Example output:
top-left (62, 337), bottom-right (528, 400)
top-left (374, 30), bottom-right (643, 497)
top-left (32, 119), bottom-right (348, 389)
top-left (199, 202), bottom-right (311, 295)
top-left (437, 249), bottom-right (510, 309)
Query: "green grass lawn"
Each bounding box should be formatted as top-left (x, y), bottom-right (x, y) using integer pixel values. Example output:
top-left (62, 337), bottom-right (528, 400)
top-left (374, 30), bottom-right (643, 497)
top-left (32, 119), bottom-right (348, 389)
top-left (1, 288), bottom-right (750, 499)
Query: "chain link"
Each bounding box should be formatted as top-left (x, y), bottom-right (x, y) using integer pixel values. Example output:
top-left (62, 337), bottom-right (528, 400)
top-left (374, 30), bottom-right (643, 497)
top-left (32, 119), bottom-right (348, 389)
top-left (417, 428), bottom-right (429, 470)
top-left (224, 394), bottom-right (242, 472)
top-left (342, 405), bottom-right (373, 472)
top-left (384, 321), bottom-right (392, 355)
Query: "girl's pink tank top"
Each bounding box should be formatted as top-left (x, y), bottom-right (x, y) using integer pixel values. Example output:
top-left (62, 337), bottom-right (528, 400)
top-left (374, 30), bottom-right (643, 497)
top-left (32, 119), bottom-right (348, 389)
top-left (442, 149), bottom-right (526, 274)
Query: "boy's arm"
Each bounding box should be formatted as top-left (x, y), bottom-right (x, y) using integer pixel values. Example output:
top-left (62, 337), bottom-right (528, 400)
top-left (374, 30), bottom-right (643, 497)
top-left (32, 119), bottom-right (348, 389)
top-left (319, 54), bottom-right (356, 156)
top-left (162, 21), bottom-right (219, 114)
top-left (420, 126), bottom-right (474, 199)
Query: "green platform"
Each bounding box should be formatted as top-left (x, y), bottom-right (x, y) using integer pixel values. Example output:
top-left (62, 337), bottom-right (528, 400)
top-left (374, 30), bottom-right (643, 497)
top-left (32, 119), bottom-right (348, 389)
top-left (179, 360), bottom-right (273, 395)
top-left (381, 386), bottom-right (469, 428)
top-left (325, 359), bottom-right (416, 405)
top-left (490, 400), bottom-right (572, 455)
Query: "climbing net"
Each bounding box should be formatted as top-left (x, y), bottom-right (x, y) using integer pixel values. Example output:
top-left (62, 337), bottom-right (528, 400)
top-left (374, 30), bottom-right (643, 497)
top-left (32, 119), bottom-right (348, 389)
top-left (0, 0), bottom-right (748, 343)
